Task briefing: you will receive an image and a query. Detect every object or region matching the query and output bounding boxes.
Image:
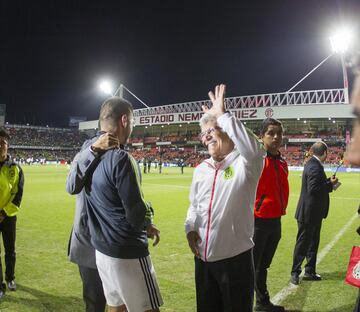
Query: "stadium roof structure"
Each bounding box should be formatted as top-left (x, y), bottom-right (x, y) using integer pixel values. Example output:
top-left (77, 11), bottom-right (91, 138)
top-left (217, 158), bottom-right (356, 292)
top-left (79, 87), bottom-right (354, 130)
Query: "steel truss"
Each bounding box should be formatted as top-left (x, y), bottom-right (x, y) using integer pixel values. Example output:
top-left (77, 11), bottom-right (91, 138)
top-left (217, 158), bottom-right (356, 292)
top-left (133, 88), bottom-right (346, 117)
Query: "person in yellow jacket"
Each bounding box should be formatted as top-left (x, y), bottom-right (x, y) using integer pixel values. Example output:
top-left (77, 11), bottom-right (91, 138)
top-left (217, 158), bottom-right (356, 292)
top-left (0, 128), bottom-right (24, 299)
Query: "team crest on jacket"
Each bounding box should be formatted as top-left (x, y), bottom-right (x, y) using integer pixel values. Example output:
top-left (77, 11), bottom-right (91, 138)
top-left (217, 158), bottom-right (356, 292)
top-left (353, 261), bottom-right (360, 280)
top-left (224, 166), bottom-right (234, 180)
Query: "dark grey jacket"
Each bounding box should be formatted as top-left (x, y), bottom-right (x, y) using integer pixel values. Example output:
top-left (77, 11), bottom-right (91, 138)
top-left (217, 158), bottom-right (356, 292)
top-left (68, 135), bottom-right (153, 259)
top-left (66, 141), bottom-right (102, 268)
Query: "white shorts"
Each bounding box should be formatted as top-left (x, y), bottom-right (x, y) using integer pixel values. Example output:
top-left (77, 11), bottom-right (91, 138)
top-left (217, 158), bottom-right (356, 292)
top-left (95, 250), bottom-right (163, 311)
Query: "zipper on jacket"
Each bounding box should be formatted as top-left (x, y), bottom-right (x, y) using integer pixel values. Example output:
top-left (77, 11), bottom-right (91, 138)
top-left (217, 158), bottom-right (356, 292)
top-left (256, 194), bottom-right (266, 211)
top-left (274, 161), bottom-right (285, 214)
top-left (204, 169), bottom-right (219, 262)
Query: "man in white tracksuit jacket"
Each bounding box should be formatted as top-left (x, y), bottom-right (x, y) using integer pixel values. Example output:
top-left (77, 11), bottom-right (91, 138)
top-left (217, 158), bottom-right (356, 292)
top-left (185, 84), bottom-right (265, 312)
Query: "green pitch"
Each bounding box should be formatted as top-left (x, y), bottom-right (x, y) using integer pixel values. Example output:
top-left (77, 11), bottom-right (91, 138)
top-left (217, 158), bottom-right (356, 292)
top-left (0, 165), bottom-right (358, 311)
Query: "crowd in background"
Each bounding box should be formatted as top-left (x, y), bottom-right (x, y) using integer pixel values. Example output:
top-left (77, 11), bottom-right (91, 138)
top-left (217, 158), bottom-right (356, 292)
top-left (4, 124), bottom-right (349, 167)
top-left (7, 126), bottom-right (87, 148)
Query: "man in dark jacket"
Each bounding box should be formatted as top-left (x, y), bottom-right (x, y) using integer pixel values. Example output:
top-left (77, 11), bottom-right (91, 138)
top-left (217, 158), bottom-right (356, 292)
top-left (75, 97), bottom-right (162, 312)
top-left (253, 118), bottom-right (289, 312)
top-left (66, 132), bottom-right (118, 312)
top-left (291, 141), bottom-right (338, 285)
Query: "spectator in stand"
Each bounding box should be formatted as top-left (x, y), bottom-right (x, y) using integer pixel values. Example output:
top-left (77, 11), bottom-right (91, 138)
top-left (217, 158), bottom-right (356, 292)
top-left (0, 128), bottom-right (24, 299)
top-left (185, 84), bottom-right (265, 311)
top-left (253, 118), bottom-right (289, 312)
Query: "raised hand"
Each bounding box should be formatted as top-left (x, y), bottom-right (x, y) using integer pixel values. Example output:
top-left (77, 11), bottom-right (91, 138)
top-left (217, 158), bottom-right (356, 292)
top-left (202, 84), bottom-right (226, 118)
top-left (91, 132), bottom-right (119, 153)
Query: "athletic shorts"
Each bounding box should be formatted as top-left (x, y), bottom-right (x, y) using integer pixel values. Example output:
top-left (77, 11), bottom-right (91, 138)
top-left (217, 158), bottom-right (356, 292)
top-left (95, 250), bottom-right (163, 311)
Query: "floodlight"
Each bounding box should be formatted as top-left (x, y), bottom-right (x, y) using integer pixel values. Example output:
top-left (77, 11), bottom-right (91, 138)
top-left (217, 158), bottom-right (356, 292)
top-left (99, 80), bottom-right (113, 95)
top-left (329, 28), bottom-right (353, 53)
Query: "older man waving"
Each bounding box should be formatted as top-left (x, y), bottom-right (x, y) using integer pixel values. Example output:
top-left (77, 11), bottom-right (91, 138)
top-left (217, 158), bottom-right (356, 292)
top-left (185, 84), bottom-right (265, 312)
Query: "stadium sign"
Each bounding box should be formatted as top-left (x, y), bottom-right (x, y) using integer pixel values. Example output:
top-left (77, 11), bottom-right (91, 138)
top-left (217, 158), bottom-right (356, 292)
top-left (134, 104), bottom-right (354, 125)
top-left (79, 103), bottom-right (354, 129)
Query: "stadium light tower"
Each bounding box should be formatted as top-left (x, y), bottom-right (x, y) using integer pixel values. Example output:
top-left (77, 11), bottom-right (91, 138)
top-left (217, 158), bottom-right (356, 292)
top-left (98, 80), bottom-right (150, 108)
top-left (329, 27), bottom-right (353, 104)
top-left (286, 27), bottom-right (353, 105)
top-left (99, 80), bottom-right (114, 96)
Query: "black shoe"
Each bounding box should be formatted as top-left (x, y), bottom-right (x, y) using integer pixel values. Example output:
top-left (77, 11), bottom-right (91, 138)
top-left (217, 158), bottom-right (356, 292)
top-left (303, 272), bottom-right (321, 281)
top-left (0, 289), bottom-right (4, 300)
top-left (290, 273), bottom-right (299, 285)
top-left (7, 280), bottom-right (16, 291)
top-left (255, 301), bottom-right (285, 312)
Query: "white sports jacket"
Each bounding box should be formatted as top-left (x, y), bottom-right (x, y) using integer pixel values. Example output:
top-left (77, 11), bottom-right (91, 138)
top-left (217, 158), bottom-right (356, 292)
top-left (185, 112), bottom-right (265, 262)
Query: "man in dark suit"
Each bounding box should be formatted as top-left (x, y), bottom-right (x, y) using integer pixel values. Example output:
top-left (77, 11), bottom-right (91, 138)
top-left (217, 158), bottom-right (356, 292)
top-left (290, 141), bottom-right (338, 285)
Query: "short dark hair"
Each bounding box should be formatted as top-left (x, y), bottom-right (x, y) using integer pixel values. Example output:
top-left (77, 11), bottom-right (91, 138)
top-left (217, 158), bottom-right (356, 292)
top-left (99, 97), bottom-right (133, 130)
top-left (0, 128), bottom-right (10, 140)
top-left (260, 118), bottom-right (283, 136)
top-left (311, 141), bottom-right (328, 157)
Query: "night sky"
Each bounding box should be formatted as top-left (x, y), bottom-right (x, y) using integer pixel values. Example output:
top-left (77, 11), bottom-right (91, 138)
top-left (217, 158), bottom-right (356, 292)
top-left (1, 0), bottom-right (359, 127)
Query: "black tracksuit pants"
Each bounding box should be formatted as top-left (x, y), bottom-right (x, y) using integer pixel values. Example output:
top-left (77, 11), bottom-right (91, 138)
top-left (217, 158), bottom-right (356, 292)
top-left (195, 248), bottom-right (254, 312)
top-left (253, 217), bottom-right (281, 304)
top-left (0, 216), bottom-right (16, 289)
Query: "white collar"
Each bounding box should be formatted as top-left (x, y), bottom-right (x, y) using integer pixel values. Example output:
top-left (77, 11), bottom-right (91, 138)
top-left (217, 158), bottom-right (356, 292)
top-left (312, 155), bottom-right (323, 164)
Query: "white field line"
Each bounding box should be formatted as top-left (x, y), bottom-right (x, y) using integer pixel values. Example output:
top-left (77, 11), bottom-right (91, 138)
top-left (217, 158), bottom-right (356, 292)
top-left (272, 213), bottom-right (358, 305)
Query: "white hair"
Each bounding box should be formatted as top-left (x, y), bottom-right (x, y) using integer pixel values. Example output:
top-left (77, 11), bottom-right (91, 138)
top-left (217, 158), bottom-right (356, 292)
top-left (199, 113), bottom-right (217, 128)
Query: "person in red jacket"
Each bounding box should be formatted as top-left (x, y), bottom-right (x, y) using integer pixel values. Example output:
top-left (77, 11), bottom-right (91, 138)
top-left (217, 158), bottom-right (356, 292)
top-left (253, 118), bottom-right (289, 312)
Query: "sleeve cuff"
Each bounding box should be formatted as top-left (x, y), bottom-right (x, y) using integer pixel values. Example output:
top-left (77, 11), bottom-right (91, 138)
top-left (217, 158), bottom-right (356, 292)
top-left (217, 111), bottom-right (232, 128)
top-left (185, 222), bottom-right (195, 234)
top-left (89, 145), bottom-right (99, 156)
top-left (3, 203), bottom-right (19, 217)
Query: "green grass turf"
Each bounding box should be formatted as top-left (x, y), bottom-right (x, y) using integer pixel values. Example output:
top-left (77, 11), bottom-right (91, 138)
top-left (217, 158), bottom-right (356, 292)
top-left (0, 165), bottom-right (358, 311)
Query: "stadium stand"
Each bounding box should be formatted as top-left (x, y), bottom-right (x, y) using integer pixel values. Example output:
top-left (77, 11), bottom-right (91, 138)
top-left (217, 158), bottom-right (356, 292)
top-left (4, 121), bottom-right (350, 167)
top-left (6, 124), bottom-right (88, 164)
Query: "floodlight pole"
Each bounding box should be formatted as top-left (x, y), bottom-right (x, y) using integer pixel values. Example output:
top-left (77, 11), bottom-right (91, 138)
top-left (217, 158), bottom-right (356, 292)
top-left (286, 53), bottom-right (334, 93)
top-left (113, 83), bottom-right (150, 108)
top-left (286, 51), bottom-right (349, 104)
top-left (119, 84), bottom-right (124, 99)
top-left (340, 53), bottom-right (350, 104)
